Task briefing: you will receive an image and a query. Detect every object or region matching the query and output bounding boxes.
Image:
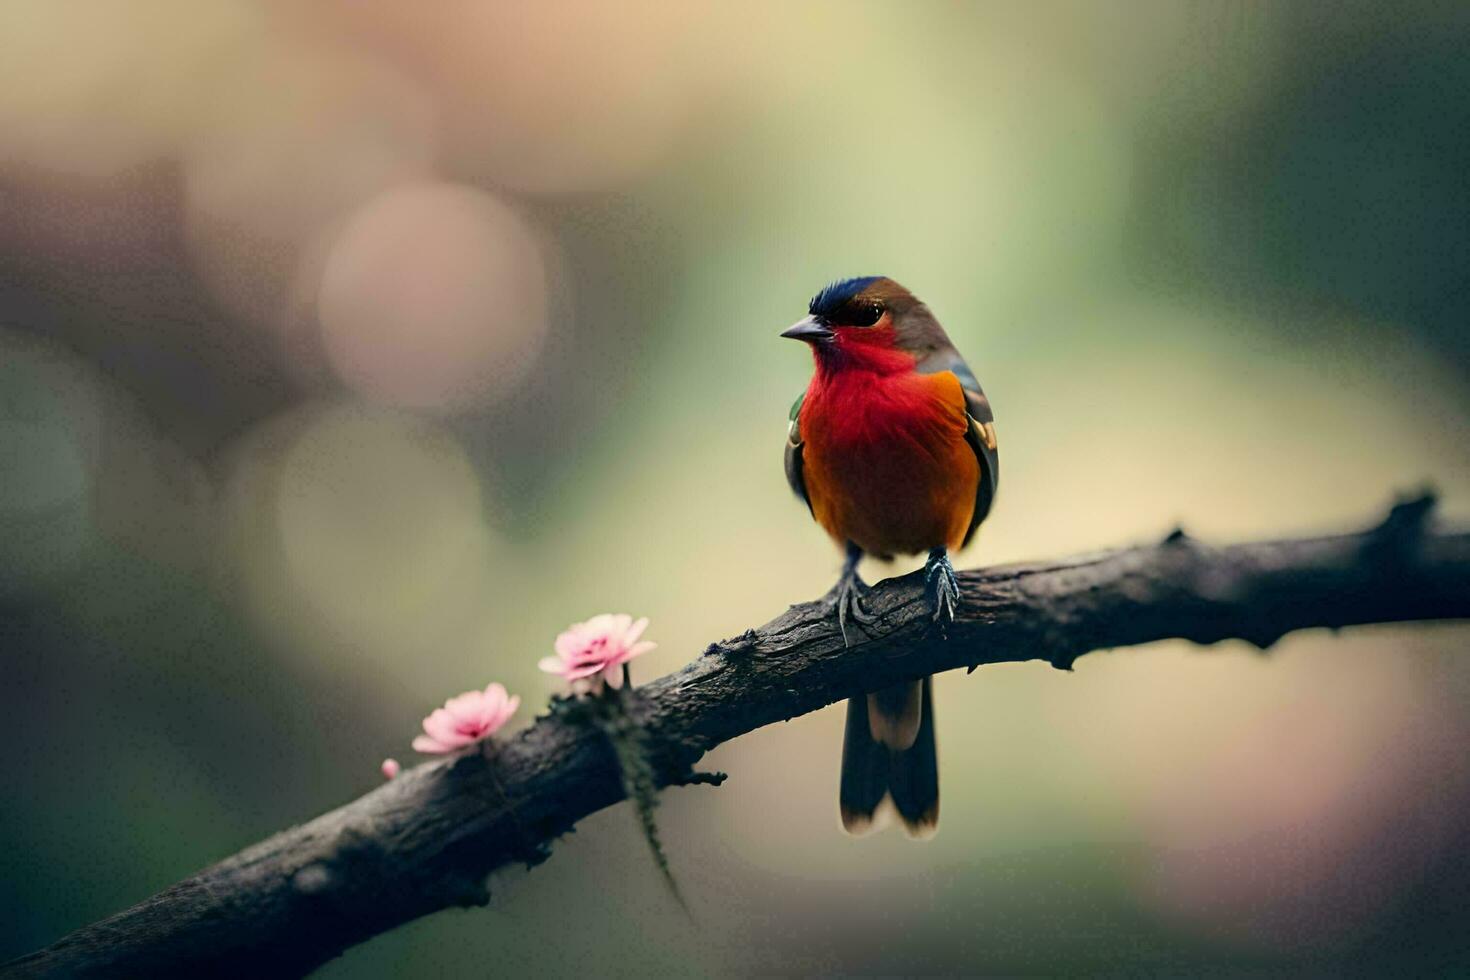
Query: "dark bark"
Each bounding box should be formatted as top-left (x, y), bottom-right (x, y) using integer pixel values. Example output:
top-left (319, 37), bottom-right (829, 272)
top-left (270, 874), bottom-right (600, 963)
top-left (7, 495), bottom-right (1469, 978)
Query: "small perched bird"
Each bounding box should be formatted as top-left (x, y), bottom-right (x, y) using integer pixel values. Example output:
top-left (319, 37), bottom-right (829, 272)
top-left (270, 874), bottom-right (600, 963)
top-left (782, 276), bottom-right (998, 836)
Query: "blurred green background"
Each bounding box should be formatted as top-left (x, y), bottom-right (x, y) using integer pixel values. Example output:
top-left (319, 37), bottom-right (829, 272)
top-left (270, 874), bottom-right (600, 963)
top-left (3, 1), bottom-right (1469, 975)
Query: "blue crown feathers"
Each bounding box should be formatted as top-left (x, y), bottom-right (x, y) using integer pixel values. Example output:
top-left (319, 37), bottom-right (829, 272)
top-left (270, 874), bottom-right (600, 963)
top-left (808, 276), bottom-right (883, 319)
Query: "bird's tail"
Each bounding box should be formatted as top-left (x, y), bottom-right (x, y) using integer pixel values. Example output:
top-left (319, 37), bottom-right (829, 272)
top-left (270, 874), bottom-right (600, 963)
top-left (839, 676), bottom-right (939, 838)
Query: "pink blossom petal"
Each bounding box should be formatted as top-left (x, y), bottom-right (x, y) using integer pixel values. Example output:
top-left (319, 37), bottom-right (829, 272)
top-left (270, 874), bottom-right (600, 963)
top-left (606, 640), bottom-right (655, 670)
top-left (483, 696), bottom-right (512, 733)
top-left (565, 642), bottom-right (610, 670)
top-left (626, 644), bottom-right (650, 665)
top-left (442, 691), bottom-right (472, 712)
top-left (412, 734), bottom-right (450, 753)
top-left (422, 708), bottom-right (466, 746)
top-left (555, 627), bottom-right (590, 658)
top-left (624, 617), bottom-right (649, 645)
top-left (453, 692), bottom-right (492, 732)
top-left (563, 660), bottom-right (607, 680)
top-left (445, 691), bottom-right (488, 726)
top-left (471, 685), bottom-right (505, 731)
top-left (493, 694), bottom-right (521, 731)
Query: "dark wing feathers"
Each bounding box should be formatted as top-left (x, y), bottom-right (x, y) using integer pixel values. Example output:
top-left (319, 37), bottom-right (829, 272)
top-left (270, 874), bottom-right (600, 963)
top-left (784, 391), bottom-right (811, 514)
top-left (916, 345), bottom-right (998, 547)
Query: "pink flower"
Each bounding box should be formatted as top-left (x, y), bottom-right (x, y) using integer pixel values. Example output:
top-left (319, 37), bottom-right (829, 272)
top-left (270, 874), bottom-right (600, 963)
top-left (411, 682), bottom-right (520, 754)
top-left (380, 758), bottom-right (401, 780)
top-left (540, 614), bottom-right (656, 693)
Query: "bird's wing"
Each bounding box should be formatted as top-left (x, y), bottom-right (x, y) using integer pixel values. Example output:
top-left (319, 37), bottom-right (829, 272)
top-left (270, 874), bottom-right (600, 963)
top-left (784, 390), bottom-right (812, 515)
top-left (917, 347), bottom-right (998, 547)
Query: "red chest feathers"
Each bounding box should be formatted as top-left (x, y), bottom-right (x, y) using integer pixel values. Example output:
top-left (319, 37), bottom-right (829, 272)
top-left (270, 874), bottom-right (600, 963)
top-left (800, 369), bottom-right (979, 558)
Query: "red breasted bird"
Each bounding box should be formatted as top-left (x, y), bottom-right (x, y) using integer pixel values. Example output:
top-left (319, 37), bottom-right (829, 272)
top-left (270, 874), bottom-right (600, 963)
top-left (782, 276), bottom-right (998, 836)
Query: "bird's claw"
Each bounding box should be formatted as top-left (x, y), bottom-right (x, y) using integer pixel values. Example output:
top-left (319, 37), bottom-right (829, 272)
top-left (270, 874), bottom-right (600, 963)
top-left (925, 549), bottom-right (959, 636)
top-left (824, 574), bottom-right (877, 647)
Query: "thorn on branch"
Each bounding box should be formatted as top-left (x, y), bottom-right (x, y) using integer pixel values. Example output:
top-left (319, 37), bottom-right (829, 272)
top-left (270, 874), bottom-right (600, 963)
top-left (1163, 525), bottom-right (1189, 545)
top-left (1371, 489), bottom-right (1436, 538)
top-left (1038, 621), bottom-right (1079, 671)
top-left (1240, 629), bottom-right (1284, 652)
top-left (1363, 488), bottom-right (1437, 566)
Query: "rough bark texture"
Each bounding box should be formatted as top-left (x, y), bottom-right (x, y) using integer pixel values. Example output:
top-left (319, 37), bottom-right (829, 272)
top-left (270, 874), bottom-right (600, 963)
top-left (7, 496), bottom-right (1469, 979)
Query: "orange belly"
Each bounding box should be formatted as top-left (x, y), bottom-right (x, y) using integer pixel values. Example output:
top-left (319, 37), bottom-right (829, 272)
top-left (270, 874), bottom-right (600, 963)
top-left (801, 371), bottom-right (979, 558)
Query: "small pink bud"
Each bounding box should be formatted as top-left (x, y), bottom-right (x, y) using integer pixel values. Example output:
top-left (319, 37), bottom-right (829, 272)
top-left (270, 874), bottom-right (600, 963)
top-left (380, 758), bottom-right (401, 780)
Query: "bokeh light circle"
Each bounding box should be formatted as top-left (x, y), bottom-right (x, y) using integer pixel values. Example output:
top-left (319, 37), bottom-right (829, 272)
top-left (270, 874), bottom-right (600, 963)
top-left (220, 403), bottom-right (495, 669)
top-left (316, 182), bottom-right (548, 411)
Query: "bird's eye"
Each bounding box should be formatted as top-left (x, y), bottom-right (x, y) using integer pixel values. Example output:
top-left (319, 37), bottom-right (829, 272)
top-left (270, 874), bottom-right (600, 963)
top-left (849, 302), bottom-right (884, 327)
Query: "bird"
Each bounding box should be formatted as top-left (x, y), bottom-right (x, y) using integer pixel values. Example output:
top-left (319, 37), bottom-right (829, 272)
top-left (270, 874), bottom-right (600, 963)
top-left (781, 276), bottom-right (998, 837)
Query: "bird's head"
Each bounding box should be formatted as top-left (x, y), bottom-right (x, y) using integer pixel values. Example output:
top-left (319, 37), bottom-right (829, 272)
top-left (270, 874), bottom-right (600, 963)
top-left (781, 276), bottom-right (945, 372)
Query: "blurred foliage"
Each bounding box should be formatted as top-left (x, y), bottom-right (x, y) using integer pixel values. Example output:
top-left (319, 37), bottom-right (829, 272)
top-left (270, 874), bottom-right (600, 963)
top-left (2, 1), bottom-right (1468, 975)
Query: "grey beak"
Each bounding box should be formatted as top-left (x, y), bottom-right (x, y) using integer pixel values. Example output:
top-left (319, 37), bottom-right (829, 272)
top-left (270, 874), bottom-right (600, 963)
top-left (780, 316), bottom-right (834, 342)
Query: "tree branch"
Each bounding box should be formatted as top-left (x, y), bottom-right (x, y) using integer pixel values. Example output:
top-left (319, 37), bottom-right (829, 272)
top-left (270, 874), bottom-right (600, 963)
top-left (8, 494), bottom-right (1469, 979)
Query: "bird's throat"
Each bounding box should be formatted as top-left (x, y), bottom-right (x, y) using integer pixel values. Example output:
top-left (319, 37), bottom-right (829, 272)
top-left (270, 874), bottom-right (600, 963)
top-left (812, 334), bottom-right (917, 379)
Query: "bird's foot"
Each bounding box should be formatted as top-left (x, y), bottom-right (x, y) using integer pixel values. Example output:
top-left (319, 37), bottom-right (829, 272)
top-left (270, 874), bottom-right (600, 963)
top-left (925, 548), bottom-right (959, 636)
top-left (823, 571), bottom-right (878, 647)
